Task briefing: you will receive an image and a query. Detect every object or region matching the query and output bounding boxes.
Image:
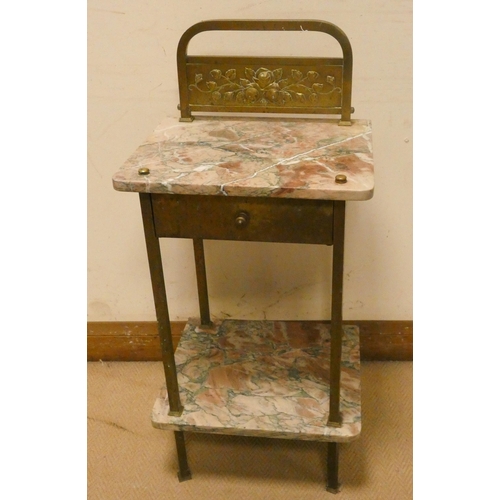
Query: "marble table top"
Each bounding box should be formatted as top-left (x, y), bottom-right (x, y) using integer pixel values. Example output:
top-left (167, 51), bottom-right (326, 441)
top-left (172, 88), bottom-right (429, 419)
top-left (151, 319), bottom-right (361, 442)
top-left (113, 117), bottom-right (373, 201)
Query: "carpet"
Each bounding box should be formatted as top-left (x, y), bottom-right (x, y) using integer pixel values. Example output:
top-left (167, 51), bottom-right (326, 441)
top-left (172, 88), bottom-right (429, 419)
top-left (88, 361), bottom-right (412, 499)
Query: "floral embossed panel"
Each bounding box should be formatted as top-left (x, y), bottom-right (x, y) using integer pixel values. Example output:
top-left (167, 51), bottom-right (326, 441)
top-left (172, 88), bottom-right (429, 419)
top-left (186, 63), bottom-right (344, 108)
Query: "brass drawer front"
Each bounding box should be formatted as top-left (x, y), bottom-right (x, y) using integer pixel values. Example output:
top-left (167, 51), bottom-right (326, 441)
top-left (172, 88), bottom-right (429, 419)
top-left (151, 194), bottom-right (334, 245)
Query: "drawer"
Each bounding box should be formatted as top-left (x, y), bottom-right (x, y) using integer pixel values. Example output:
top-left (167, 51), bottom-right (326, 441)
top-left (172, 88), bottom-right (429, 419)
top-left (151, 194), bottom-right (334, 244)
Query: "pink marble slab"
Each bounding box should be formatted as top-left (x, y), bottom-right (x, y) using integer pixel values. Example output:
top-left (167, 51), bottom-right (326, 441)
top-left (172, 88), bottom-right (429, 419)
top-left (113, 117), bottom-right (373, 201)
top-left (151, 319), bottom-right (361, 442)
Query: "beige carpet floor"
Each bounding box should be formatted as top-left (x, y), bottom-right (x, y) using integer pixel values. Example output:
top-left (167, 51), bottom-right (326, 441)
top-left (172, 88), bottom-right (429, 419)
top-left (88, 361), bottom-right (412, 499)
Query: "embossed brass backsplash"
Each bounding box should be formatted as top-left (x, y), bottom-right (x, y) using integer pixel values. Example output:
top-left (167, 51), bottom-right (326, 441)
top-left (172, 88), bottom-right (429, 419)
top-left (177, 20), bottom-right (353, 124)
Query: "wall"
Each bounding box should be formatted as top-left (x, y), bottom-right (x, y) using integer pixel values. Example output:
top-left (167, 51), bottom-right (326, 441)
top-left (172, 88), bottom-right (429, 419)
top-left (88, 0), bottom-right (412, 322)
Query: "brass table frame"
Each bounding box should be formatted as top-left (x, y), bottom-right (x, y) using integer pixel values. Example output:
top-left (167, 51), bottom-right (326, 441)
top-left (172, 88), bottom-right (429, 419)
top-left (139, 20), bottom-right (356, 493)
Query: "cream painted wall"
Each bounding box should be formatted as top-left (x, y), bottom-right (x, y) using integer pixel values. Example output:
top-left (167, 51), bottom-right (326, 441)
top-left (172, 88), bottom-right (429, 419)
top-left (88, 0), bottom-right (412, 322)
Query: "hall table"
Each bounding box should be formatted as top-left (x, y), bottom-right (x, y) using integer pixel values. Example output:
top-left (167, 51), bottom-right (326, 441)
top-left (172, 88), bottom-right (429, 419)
top-left (112, 19), bottom-right (374, 494)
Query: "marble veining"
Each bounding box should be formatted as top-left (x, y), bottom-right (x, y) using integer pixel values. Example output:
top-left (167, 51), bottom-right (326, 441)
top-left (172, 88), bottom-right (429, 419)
top-left (151, 319), bottom-right (361, 442)
top-left (112, 117), bottom-right (373, 201)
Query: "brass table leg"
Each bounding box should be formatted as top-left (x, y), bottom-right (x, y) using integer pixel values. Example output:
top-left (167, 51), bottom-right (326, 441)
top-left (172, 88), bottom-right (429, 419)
top-left (328, 201), bottom-right (345, 427)
top-left (174, 431), bottom-right (192, 481)
top-left (140, 193), bottom-right (183, 416)
top-left (326, 442), bottom-right (341, 493)
top-left (141, 194), bottom-right (190, 481)
top-left (193, 238), bottom-right (211, 326)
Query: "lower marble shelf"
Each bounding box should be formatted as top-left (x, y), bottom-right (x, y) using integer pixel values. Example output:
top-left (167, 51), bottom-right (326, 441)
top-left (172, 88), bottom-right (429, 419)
top-left (151, 319), bottom-right (361, 443)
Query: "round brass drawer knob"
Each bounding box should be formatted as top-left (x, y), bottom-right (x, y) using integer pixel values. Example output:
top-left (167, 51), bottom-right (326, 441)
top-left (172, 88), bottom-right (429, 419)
top-left (335, 174), bottom-right (347, 184)
top-left (235, 211), bottom-right (249, 228)
top-left (138, 167), bottom-right (150, 175)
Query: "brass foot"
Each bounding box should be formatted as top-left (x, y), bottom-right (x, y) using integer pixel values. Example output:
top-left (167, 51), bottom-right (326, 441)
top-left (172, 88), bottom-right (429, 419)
top-left (177, 469), bottom-right (192, 482)
top-left (326, 484), bottom-right (342, 494)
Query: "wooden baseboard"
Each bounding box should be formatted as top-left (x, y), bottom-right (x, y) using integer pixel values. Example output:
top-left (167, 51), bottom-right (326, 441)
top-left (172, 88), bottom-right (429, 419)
top-left (87, 320), bottom-right (412, 361)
